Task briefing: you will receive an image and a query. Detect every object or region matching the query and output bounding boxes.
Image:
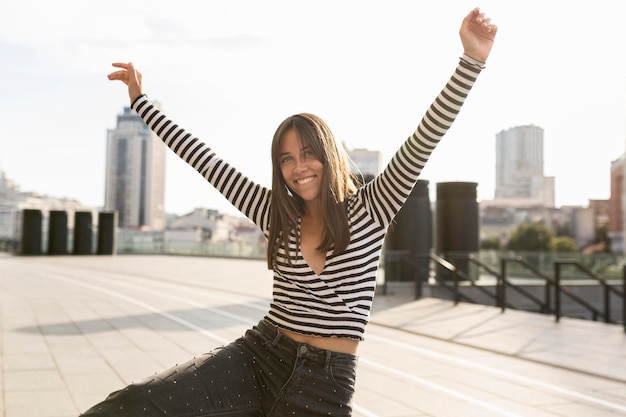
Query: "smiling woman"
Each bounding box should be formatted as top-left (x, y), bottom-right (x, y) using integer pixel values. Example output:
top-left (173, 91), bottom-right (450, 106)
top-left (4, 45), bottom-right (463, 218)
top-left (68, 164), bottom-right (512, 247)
top-left (269, 112), bottom-right (356, 277)
top-left (84, 6), bottom-right (497, 417)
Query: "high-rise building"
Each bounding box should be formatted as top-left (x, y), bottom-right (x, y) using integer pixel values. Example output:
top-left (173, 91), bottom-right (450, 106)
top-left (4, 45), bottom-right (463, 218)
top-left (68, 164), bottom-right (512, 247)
top-left (104, 106), bottom-right (166, 230)
top-left (610, 154), bottom-right (625, 254)
top-left (346, 146), bottom-right (383, 183)
top-left (495, 125), bottom-right (554, 207)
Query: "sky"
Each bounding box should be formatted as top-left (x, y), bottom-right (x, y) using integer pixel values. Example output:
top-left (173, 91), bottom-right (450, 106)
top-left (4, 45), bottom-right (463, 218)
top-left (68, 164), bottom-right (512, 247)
top-left (1, 0), bottom-right (625, 217)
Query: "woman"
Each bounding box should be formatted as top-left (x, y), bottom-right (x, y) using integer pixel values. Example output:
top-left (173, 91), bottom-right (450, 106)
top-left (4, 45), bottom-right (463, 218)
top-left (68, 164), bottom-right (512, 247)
top-left (84, 7), bottom-right (496, 417)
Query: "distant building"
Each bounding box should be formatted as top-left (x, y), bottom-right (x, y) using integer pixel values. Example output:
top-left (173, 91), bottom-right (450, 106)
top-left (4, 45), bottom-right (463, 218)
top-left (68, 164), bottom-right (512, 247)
top-left (480, 200), bottom-right (561, 244)
top-left (571, 200), bottom-right (608, 252)
top-left (495, 125), bottom-right (554, 207)
top-left (482, 124), bottom-right (586, 248)
top-left (346, 145), bottom-right (383, 183)
top-left (609, 154), bottom-right (625, 253)
top-left (104, 106), bottom-right (166, 230)
top-left (167, 208), bottom-right (230, 242)
top-left (0, 170), bottom-right (97, 252)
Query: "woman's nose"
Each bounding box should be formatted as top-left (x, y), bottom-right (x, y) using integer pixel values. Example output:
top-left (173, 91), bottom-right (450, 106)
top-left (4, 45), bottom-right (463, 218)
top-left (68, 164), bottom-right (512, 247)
top-left (294, 156), bottom-right (308, 171)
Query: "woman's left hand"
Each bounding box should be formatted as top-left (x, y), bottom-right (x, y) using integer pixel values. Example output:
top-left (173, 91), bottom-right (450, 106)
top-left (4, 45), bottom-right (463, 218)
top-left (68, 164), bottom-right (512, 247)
top-left (459, 7), bottom-right (497, 63)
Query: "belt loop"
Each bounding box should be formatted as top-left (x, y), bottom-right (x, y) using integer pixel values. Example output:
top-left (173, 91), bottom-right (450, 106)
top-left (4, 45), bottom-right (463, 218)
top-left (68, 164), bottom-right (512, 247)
top-left (324, 350), bottom-right (332, 370)
top-left (271, 330), bottom-right (282, 347)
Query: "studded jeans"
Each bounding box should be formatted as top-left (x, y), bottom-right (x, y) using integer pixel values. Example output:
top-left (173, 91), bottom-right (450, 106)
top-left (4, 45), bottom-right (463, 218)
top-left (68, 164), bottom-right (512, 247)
top-left (79, 319), bottom-right (358, 417)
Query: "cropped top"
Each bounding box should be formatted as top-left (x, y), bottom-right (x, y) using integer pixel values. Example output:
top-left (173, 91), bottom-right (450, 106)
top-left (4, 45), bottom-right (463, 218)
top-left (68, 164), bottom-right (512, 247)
top-left (131, 54), bottom-right (483, 340)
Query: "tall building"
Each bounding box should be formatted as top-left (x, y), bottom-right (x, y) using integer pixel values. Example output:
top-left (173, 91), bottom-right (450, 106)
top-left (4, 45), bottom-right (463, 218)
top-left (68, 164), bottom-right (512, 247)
top-left (104, 106), bottom-right (166, 230)
top-left (495, 125), bottom-right (554, 207)
top-left (608, 155), bottom-right (624, 253)
top-left (345, 145), bottom-right (383, 182)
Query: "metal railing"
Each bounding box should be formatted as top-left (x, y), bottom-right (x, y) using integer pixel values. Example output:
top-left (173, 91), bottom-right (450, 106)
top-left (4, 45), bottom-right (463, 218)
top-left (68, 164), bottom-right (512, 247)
top-left (554, 260), bottom-right (625, 327)
top-left (499, 256), bottom-right (554, 314)
top-left (384, 251), bottom-right (626, 332)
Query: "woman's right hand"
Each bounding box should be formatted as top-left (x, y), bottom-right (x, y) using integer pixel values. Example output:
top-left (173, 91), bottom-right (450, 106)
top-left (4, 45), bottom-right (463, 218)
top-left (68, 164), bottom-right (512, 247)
top-left (107, 62), bottom-right (144, 103)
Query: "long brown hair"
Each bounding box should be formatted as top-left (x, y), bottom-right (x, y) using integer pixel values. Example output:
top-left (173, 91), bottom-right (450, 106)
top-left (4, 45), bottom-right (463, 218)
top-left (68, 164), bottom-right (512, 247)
top-left (266, 113), bottom-right (358, 269)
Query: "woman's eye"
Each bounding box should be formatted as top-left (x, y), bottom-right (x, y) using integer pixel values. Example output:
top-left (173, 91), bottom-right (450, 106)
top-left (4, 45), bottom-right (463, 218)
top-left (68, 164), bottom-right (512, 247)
top-left (281, 156), bottom-right (292, 164)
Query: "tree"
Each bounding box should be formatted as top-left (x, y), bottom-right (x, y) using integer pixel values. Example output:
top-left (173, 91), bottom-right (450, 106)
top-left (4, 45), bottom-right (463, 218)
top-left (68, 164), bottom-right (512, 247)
top-left (554, 221), bottom-right (573, 238)
top-left (594, 225), bottom-right (610, 253)
top-left (505, 222), bottom-right (552, 251)
top-left (481, 236), bottom-right (502, 250)
top-left (549, 236), bottom-right (578, 252)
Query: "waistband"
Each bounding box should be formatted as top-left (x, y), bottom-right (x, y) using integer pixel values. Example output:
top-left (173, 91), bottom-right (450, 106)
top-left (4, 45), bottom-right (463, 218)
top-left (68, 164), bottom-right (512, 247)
top-left (255, 319), bottom-right (358, 367)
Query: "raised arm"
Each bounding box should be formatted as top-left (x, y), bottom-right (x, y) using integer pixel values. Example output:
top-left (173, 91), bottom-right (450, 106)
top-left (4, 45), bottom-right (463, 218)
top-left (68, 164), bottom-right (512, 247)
top-left (359, 8), bottom-right (498, 226)
top-left (107, 63), bottom-right (271, 232)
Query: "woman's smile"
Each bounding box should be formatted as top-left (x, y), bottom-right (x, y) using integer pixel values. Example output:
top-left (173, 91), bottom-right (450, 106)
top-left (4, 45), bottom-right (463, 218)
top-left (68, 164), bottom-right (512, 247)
top-left (279, 128), bottom-right (324, 202)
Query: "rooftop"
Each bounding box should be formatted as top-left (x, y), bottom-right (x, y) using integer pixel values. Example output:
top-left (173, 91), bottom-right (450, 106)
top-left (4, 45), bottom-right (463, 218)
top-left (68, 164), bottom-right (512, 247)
top-left (1, 254), bottom-right (625, 417)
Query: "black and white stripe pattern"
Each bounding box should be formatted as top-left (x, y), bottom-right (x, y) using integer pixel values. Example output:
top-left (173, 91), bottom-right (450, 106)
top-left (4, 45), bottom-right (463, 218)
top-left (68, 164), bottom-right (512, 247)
top-left (132, 55), bottom-right (482, 340)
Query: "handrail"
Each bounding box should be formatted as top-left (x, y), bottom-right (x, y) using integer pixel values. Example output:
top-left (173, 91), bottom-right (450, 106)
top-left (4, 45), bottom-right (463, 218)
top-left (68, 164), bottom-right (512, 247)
top-left (554, 260), bottom-right (625, 327)
top-left (383, 250), bottom-right (625, 332)
top-left (499, 256), bottom-right (553, 314)
top-left (442, 253), bottom-right (528, 312)
top-left (623, 265), bottom-right (626, 332)
top-left (447, 253), bottom-right (515, 308)
top-left (411, 252), bottom-right (479, 305)
top-left (428, 252), bottom-right (501, 306)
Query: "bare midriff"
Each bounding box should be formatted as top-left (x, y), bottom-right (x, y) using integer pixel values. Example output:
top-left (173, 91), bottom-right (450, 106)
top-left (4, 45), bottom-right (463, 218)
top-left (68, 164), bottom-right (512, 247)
top-left (276, 327), bottom-right (359, 355)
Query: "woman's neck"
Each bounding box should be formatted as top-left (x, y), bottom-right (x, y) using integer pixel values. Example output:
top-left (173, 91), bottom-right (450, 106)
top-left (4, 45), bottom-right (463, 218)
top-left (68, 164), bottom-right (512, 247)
top-left (303, 200), bottom-right (323, 221)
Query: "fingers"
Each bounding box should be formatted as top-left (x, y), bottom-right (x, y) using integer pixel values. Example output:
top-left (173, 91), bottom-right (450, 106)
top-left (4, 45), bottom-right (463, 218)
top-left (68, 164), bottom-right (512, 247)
top-left (107, 70), bottom-right (127, 81)
top-left (109, 61), bottom-right (144, 102)
top-left (460, 8), bottom-right (497, 62)
top-left (107, 62), bottom-right (141, 87)
top-left (470, 8), bottom-right (494, 31)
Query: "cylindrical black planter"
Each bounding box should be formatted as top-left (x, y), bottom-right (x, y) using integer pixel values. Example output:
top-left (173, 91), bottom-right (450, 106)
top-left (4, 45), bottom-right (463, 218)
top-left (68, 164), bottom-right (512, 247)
top-left (73, 211), bottom-right (93, 255)
top-left (436, 182), bottom-right (479, 280)
top-left (97, 211), bottom-right (118, 255)
top-left (384, 180), bottom-right (432, 282)
top-left (20, 209), bottom-right (43, 255)
top-left (48, 210), bottom-right (68, 255)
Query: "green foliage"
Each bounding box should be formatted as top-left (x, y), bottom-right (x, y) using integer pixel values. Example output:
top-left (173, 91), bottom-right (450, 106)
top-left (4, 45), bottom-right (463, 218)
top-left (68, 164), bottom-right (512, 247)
top-left (505, 221), bottom-right (552, 251)
top-left (549, 236), bottom-right (578, 252)
top-left (554, 221), bottom-right (573, 238)
top-left (481, 236), bottom-right (502, 250)
top-left (594, 225), bottom-right (611, 253)
top-left (505, 222), bottom-right (582, 253)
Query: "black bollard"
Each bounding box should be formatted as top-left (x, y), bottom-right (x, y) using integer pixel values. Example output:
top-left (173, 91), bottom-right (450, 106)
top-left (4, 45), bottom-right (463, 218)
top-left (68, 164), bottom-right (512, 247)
top-left (48, 210), bottom-right (68, 255)
top-left (73, 211), bottom-right (93, 255)
top-left (97, 211), bottom-right (118, 255)
top-left (385, 180), bottom-right (432, 282)
top-left (436, 182), bottom-right (479, 280)
top-left (20, 209), bottom-right (43, 255)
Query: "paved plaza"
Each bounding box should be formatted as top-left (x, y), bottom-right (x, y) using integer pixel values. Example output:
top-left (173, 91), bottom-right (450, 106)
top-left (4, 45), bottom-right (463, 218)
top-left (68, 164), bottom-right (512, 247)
top-left (1, 254), bottom-right (625, 417)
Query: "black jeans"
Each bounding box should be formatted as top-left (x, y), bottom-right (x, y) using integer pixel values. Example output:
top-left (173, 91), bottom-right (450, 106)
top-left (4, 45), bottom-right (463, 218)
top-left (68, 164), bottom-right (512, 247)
top-left (80, 319), bottom-right (358, 416)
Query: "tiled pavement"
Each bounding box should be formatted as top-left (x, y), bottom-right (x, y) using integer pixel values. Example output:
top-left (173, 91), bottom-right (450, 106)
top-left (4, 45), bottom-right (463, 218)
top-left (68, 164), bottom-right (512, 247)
top-left (1, 254), bottom-right (625, 417)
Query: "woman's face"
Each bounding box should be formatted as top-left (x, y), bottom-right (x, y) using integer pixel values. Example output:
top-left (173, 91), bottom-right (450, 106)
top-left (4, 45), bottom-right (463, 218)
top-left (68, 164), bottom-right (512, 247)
top-left (279, 128), bottom-right (324, 204)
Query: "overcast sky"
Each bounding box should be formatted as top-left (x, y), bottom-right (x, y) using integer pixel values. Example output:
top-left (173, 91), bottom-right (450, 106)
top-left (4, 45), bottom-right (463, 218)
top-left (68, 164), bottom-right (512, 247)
top-left (1, 0), bottom-right (625, 216)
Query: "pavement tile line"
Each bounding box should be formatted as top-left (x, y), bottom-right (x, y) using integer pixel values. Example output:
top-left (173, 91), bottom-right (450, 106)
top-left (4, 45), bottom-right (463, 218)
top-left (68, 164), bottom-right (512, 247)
top-left (360, 358), bottom-right (523, 417)
top-left (369, 305), bottom-right (626, 385)
top-left (364, 333), bottom-right (626, 415)
top-left (44, 271), bottom-right (626, 416)
top-left (47, 270), bottom-right (521, 417)
top-left (44, 273), bottom-right (381, 417)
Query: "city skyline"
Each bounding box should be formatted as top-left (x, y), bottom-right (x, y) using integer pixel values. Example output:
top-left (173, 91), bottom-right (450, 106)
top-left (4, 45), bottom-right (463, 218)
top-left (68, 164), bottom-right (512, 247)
top-left (1, 0), bottom-right (625, 217)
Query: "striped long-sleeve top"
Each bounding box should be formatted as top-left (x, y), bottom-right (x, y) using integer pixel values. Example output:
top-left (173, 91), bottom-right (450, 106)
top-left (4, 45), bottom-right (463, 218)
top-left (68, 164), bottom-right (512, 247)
top-left (131, 54), bottom-right (484, 340)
